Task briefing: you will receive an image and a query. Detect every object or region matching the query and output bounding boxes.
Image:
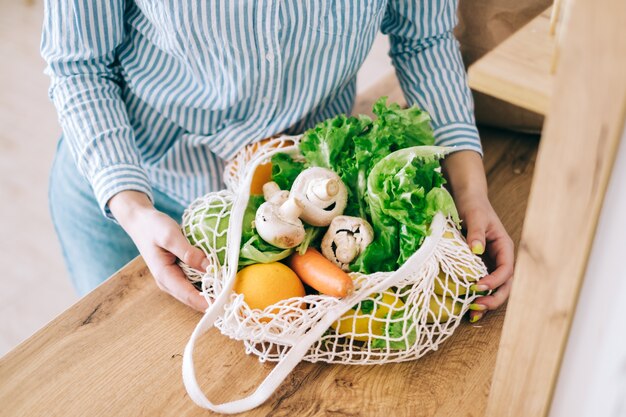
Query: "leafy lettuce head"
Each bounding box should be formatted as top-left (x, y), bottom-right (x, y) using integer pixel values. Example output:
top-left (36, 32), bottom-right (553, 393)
top-left (352, 146), bottom-right (459, 273)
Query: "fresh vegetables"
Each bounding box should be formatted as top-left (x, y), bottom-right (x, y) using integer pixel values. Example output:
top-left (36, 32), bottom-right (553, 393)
top-left (184, 97), bottom-right (481, 350)
top-left (352, 146), bottom-right (459, 273)
top-left (296, 98), bottom-right (458, 273)
top-left (182, 196), bottom-right (231, 266)
top-left (321, 216), bottom-right (374, 271)
top-left (234, 263), bottom-right (306, 315)
top-left (255, 182), bottom-right (306, 249)
top-left (239, 195), bottom-right (295, 266)
top-left (271, 153), bottom-right (305, 190)
top-left (331, 291), bottom-right (404, 342)
top-left (288, 248), bottom-right (354, 297)
top-left (299, 97), bottom-right (435, 220)
top-left (289, 167), bottom-right (348, 226)
top-left (371, 309), bottom-right (417, 350)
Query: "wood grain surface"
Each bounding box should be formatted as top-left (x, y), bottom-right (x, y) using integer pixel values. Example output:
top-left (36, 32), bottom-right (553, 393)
top-left (0, 86), bottom-right (539, 417)
top-left (485, 0), bottom-right (626, 415)
top-left (467, 7), bottom-right (555, 116)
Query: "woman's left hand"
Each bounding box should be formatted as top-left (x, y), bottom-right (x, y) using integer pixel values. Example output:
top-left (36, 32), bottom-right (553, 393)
top-left (442, 150), bottom-right (515, 322)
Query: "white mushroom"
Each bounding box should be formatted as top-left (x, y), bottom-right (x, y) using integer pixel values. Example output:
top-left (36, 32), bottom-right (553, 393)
top-left (255, 183), bottom-right (306, 249)
top-left (290, 167), bottom-right (348, 226)
top-left (262, 181), bottom-right (289, 205)
top-left (321, 216), bottom-right (374, 271)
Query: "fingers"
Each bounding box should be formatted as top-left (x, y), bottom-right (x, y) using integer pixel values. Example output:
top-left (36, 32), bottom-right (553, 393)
top-left (123, 209), bottom-right (210, 311)
top-left (470, 278), bottom-right (513, 317)
top-left (159, 227), bottom-right (211, 272)
top-left (465, 215), bottom-right (515, 323)
top-left (476, 232), bottom-right (514, 291)
top-left (463, 208), bottom-right (488, 255)
top-left (155, 226), bottom-right (210, 311)
top-left (468, 281), bottom-right (512, 323)
top-left (154, 262), bottom-right (209, 312)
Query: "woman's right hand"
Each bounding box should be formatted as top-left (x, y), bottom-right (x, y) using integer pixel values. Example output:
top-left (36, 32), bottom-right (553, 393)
top-left (109, 191), bottom-right (209, 311)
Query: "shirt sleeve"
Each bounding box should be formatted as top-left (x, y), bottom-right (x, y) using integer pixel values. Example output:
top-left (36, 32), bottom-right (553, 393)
top-left (381, 0), bottom-right (482, 155)
top-left (41, 0), bottom-right (153, 219)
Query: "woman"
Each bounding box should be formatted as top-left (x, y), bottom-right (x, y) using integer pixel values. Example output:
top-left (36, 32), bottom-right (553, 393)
top-left (42, 0), bottom-right (513, 322)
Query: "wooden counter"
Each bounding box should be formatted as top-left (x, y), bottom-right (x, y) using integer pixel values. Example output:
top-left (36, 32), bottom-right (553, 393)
top-left (0, 91), bottom-right (539, 416)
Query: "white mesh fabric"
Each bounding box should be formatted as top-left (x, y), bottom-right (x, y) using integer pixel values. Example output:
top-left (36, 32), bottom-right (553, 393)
top-left (179, 190), bottom-right (233, 305)
top-left (181, 135), bottom-right (488, 365)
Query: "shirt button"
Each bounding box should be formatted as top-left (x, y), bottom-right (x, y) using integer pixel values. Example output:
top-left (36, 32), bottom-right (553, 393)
top-left (265, 51), bottom-right (274, 61)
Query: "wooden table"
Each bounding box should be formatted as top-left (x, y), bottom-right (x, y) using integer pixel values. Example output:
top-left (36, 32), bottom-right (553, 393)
top-left (0, 95), bottom-right (539, 417)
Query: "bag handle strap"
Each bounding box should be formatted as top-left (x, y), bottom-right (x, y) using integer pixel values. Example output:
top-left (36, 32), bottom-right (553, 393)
top-left (181, 214), bottom-right (446, 414)
top-left (182, 298), bottom-right (342, 414)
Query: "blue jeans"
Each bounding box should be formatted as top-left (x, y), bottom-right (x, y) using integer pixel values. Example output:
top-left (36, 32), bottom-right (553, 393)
top-left (49, 138), bottom-right (185, 295)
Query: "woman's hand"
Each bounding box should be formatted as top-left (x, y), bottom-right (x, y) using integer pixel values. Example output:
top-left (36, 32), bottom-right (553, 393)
top-left (442, 151), bottom-right (515, 322)
top-left (109, 191), bottom-right (209, 311)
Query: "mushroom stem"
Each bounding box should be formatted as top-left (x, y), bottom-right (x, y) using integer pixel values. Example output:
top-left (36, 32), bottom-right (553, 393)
top-left (321, 216), bottom-right (375, 271)
top-left (278, 197), bottom-right (304, 221)
top-left (263, 181), bottom-right (289, 204)
top-left (263, 181), bottom-right (281, 199)
top-left (309, 178), bottom-right (339, 200)
top-left (333, 231), bottom-right (360, 264)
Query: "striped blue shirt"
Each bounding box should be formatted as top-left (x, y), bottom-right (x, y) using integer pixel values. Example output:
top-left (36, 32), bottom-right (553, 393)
top-left (41, 0), bottom-right (481, 218)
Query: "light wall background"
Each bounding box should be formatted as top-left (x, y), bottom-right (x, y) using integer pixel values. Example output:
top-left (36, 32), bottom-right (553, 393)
top-left (0, 1), bottom-right (394, 356)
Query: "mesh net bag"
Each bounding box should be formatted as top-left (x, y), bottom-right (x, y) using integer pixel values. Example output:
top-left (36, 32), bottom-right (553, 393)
top-left (181, 136), bottom-right (488, 414)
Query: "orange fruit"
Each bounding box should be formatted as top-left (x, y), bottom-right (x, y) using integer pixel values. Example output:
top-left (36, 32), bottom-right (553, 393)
top-left (250, 162), bottom-right (273, 195)
top-left (228, 137), bottom-right (295, 193)
top-left (234, 263), bottom-right (306, 313)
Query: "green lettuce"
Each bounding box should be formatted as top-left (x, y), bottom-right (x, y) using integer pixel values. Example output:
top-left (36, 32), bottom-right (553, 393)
top-left (296, 226), bottom-right (323, 255)
top-left (299, 114), bottom-right (368, 216)
top-left (297, 98), bottom-right (459, 274)
top-left (271, 153), bottom-right (305, 190)
top-left (300, 97), bottom-right (436, 219)
top-left (371, 310), bottom-right (417, 350)
top-left (352, 146), bottom-right (458, 273)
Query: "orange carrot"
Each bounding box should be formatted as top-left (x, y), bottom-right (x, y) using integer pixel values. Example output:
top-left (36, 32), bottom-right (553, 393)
top-left (288, 248), bottom-right (354, 297)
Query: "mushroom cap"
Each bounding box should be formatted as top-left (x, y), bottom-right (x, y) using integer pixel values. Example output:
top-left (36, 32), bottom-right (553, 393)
top-left (255, 199), bottom-right (306, 249)
top-left (321, 216), bottom-right (374, 271)
top-left (290, 167), bottom-right (348, 227)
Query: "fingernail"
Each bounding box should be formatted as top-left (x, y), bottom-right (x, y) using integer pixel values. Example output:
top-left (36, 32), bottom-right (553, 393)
top-left (470, 312), bottom-right (484, 323)
top-left (471, 241), bottom-right (484, 255)
top-left (201, 258), bottom-right (211, 272)
top-left (469, 303), bottom-right (487, 311)
top-left (470, 284), bottom-right (490, 292)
